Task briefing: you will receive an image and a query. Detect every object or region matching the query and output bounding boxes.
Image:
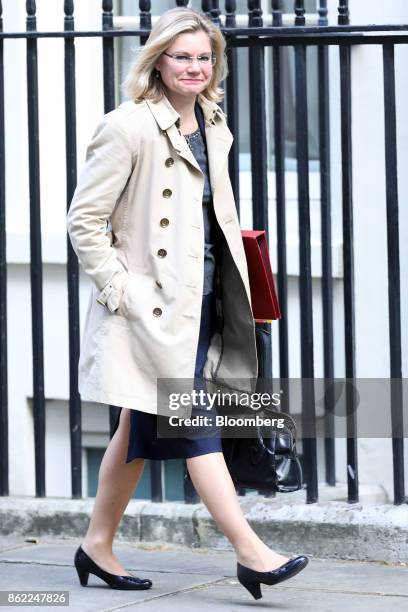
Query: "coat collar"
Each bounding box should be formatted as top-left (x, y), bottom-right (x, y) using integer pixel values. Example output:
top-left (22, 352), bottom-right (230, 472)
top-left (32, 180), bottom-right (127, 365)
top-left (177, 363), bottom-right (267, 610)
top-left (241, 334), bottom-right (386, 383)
top-left (145, 92), bottom-right (232, 192)
top-left (145, 93), bottom-right (226, 131)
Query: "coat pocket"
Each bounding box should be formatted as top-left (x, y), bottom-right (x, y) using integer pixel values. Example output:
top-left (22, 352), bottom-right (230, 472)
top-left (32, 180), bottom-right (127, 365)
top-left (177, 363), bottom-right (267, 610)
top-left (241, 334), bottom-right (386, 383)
top-left (111, 271), bottom-right (155, 325)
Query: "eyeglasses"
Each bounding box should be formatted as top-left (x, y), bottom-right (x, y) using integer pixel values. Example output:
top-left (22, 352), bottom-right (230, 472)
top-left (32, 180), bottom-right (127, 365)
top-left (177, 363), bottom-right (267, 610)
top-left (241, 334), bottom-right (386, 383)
top-left (163, 52), bottom-right (216, 66)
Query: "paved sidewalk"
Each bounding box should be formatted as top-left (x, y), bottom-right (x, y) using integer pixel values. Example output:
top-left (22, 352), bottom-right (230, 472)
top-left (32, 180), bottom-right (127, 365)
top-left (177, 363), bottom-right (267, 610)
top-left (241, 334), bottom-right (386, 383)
top-left (0, 536), bottom-right (406, 611)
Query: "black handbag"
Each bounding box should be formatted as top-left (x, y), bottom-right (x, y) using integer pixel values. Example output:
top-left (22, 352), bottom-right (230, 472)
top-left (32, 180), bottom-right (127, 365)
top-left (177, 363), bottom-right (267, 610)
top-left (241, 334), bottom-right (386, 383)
top-left (221, 325), bottom-right (304, 494)
top-left (221, 409), bottom-right (304, 493)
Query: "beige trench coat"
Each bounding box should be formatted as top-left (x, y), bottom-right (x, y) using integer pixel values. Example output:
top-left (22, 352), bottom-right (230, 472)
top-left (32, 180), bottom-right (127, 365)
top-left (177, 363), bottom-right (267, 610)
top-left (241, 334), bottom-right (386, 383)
top-left (67, 93), bottom-right (258, 414)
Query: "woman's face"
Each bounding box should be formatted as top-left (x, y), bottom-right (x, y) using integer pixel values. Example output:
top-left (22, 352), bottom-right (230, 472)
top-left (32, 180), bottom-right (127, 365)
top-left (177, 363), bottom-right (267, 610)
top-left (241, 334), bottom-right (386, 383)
top-left (155, 30), bottom-right (214, 100)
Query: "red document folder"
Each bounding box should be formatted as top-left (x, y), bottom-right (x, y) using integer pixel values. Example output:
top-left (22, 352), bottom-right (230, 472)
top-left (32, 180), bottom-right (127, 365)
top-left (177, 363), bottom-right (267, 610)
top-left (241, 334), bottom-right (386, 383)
top-left (241, 230), bottom-right (281, 323)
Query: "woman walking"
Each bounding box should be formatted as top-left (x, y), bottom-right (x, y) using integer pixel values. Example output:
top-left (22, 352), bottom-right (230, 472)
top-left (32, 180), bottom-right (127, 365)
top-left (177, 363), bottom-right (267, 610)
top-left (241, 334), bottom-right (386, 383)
top-left (67, 7), bottom-right (308, 601)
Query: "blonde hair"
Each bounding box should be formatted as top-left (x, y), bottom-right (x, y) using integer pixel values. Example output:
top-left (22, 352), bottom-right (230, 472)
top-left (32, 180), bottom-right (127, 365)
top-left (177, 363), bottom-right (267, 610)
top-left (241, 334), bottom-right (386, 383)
top-left (122, 7), bottom-right (228, 104)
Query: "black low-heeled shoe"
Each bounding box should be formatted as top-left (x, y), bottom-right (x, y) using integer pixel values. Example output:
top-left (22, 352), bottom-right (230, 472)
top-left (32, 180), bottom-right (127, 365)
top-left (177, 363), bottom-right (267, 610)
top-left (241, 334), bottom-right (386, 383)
top-left (74, 545), bottom-right (153, 590)
top-left (237, 555), bottom-right (309, 600)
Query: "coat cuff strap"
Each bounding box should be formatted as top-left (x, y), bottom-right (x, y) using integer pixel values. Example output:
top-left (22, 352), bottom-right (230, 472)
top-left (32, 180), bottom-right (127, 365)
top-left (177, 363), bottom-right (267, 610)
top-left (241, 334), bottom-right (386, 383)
top-left (96, 271), bottom-right (128, 314)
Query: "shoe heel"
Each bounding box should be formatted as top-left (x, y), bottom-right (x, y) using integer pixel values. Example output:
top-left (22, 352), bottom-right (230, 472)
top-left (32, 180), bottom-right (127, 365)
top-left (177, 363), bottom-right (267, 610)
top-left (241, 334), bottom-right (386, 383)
top-left (75, 566), bottom-right (89, 586)
top-left (239, 578), bottom-right (262, 600)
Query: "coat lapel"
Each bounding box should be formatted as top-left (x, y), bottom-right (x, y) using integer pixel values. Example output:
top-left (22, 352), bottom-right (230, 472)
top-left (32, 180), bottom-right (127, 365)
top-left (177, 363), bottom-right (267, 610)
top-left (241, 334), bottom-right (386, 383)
top-left (145, 94), bottom-right (233, 192)
top-left (204, 122), bottom-right (233, 192)
top-left (164, 124), bottom-right (202, 174)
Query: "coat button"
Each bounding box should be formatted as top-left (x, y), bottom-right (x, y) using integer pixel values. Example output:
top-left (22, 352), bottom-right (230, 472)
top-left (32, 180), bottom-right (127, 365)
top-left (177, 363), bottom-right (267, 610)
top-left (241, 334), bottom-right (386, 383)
top-left (160, 218), bottom-right (169, 227)
top-left (155, 280), bottom-right (163, 289)
top-left (153, 307), bottom-right (162, 317)
top-left (157, 248), bottom-right (167, 258)
top-left (162, 188), bottom-right (172, 198)
top-left (165, 157), bottom-right (174, 167)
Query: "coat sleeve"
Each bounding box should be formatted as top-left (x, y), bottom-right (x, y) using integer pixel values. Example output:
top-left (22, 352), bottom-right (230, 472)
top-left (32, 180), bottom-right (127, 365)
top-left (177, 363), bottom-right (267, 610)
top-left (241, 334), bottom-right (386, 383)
top-left (66, 113), bottom-right (135, 313)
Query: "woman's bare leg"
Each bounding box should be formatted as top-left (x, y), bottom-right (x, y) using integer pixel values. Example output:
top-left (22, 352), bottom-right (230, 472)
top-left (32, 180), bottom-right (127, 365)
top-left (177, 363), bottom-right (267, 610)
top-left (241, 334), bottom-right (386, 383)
top-left (81, 408), bottom-right (145, 576)
top-left (186, 452), bottom-right (290, 572)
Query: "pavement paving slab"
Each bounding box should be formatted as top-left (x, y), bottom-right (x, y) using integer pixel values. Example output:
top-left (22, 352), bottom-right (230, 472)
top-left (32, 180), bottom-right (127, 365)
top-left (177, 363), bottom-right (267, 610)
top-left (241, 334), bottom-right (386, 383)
top-left (0, 536), bottom-right (406, 612)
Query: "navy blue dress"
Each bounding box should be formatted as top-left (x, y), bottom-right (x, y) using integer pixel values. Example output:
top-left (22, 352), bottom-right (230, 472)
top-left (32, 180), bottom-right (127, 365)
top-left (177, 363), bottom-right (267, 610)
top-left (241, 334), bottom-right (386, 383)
top-left (111, 100), bottom-right (223, 461)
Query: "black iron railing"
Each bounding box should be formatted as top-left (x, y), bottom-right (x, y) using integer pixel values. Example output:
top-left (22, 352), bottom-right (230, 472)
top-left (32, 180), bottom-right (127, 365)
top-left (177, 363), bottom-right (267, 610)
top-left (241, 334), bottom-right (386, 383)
top-left (0, 0), bottom-right (406, 507)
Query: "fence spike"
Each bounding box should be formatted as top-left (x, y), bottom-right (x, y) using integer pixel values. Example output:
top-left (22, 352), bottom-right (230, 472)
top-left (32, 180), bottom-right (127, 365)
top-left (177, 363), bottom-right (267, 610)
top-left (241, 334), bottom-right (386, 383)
top-left (248, 0), bottom-right (263, 28)
top-left (64, 1), bottom-right (74, 17)
top-left (202, 0), bottom-right (212, 18)
top-left (225, 0), bottom-right (237, 28)
top-left (26, 1), bottom-right (36, 16)
top-left (338, 0), bottom-right (350, 25)
top-left (272, 0), bottom-right (283, 27)
top-left (210, 0), bottom-right (221, 26)
top-left (139, 0), bottom-right (151, 30)
top-left (294, 0), bottom-right (305, 26)
top-left (318, 0), bottom-right (328, 27)
top-left (102, 0), bottom-right (112, 13)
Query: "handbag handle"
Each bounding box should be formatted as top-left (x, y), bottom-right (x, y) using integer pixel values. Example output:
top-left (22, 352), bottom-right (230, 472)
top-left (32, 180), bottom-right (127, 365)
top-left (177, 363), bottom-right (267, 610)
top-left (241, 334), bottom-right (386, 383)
top-left (249, 426), bottom-right (266, 466)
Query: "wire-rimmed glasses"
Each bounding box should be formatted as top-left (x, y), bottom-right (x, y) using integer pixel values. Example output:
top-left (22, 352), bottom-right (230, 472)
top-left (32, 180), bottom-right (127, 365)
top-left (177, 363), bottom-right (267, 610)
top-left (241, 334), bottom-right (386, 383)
top-left (163, 52), bottom-right (216, 67)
